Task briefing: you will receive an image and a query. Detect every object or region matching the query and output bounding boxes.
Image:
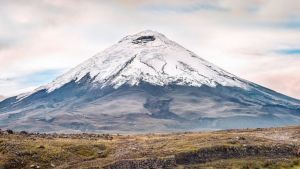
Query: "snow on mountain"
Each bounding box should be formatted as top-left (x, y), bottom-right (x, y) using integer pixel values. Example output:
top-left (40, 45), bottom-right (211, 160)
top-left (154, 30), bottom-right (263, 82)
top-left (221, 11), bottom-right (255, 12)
top-left (40, 30), bottom-right (248, 94)
top-left (1, 30), bottom-right (299, 133)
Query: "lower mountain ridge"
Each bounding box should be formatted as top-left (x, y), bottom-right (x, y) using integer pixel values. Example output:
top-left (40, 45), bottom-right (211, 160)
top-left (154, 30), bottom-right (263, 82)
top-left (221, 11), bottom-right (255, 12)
top-left (0, 75), bottom-right (299, 133)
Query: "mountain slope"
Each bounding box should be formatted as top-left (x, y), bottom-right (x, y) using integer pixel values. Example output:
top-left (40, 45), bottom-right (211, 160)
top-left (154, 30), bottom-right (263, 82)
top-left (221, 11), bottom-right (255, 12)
top-left (0, 30), bottom-right (299, 133)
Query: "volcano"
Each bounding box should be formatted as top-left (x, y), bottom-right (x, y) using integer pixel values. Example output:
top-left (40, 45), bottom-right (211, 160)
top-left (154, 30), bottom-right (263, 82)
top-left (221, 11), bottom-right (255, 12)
top-left (0, 30), bottom-right (299, 133)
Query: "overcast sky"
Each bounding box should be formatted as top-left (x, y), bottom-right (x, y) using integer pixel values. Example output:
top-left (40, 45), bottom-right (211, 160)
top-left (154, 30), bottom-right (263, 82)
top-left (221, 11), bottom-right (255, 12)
top-left (0, 0), bottom-right (300, 99)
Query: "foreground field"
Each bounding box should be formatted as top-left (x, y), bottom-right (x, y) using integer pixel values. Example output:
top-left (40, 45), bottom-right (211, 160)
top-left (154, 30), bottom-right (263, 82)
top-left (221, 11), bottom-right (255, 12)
top-left (0, 126), bottom-right (299, 169)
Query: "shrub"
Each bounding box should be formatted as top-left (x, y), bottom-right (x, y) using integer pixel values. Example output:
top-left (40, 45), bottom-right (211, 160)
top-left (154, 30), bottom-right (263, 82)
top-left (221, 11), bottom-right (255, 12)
top-left (6, 129), bottom-right (13, 134)
top-left (20, 131), bottom-right (28, 135)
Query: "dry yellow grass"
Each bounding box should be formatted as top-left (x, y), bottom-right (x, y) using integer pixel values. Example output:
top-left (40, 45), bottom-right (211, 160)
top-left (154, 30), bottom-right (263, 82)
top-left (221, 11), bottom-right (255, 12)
top-left (0, 126), bottom-right (299, 169)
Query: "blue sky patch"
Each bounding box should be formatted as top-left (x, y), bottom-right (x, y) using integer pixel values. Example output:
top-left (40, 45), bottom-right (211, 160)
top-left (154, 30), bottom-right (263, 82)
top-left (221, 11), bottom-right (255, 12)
top-left (277, 49), bottom-right (300, 55)
top-left (18, 69), bottom-right (64, 86)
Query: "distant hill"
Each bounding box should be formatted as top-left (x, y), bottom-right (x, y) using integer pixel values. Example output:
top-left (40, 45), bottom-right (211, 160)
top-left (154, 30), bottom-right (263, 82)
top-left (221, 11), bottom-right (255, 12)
top-left (0, 95), bottom-right (5, 102)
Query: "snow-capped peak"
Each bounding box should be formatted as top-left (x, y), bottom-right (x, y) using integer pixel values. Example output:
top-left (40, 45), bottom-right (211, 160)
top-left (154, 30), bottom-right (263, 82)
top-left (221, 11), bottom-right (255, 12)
top-left (40, 30), bottom-right (248, 93)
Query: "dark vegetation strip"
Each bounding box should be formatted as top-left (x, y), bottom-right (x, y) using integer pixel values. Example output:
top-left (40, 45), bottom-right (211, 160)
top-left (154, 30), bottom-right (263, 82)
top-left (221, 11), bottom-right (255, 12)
top-left (104, 144), bottom-right (299, 169)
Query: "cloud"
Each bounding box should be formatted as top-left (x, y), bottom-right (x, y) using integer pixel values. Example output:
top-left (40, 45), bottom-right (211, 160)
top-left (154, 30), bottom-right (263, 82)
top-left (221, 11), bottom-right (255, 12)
top-left (141, 2), bottom-right (228, 13)
top-left (0, 0), bottom-right (299, 98)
